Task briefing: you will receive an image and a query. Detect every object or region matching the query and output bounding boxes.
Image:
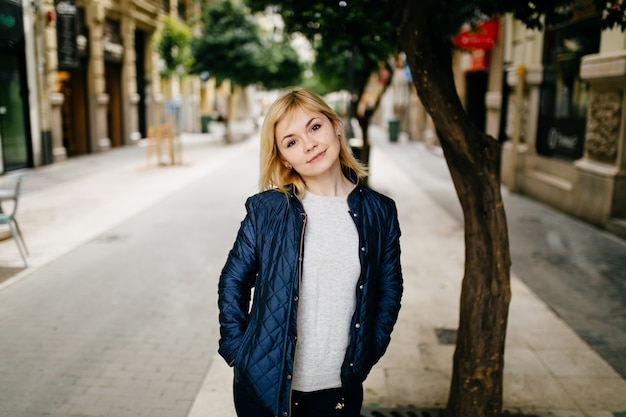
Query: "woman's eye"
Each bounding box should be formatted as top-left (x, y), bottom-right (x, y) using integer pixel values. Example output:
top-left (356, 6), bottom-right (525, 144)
top-left (287, 139), bottom-right (297, 148)
top-left (311, 123), bottom-right (321, 132)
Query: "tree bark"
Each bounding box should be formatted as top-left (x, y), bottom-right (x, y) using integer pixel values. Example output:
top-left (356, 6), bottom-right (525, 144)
top-left (356, 61), bottom-right (393, 168)
top-left (397, 2), bottom-right (512, 416)
top-left (358, 116), bottom-right (372, 166)
top-left (224, 86), bottom-right (234, 144)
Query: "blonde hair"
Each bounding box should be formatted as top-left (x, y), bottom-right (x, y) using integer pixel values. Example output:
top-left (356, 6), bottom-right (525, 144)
top-left (259, 87), bottom-right (367, 197)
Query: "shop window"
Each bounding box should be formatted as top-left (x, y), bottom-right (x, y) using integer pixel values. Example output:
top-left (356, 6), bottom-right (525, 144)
top-left (536, 11), bottom-right (601, 160)
top-left (0, 53), bottom-right (30, 171)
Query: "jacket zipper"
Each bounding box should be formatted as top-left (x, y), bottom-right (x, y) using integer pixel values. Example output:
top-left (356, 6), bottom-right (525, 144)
top-left (345, 186), bottom-right (363, 401)
top-left (289, 188), bottom-right (358, 415)
top-left (287, 200), bottom-right (306, 417)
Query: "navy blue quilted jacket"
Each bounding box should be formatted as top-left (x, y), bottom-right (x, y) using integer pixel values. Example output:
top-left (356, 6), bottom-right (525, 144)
top-left (218, 183), bottom-right (403, 417)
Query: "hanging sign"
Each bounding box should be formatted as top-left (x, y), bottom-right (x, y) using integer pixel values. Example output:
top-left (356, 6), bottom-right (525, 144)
top-left (56, 0), bottom-right (79, 68)
top-left (454, 18), bottom-right (499, 50)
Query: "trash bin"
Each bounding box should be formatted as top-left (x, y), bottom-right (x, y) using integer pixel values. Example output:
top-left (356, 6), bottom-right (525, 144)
top-left (41, 131), bottom-right (53, 165)
top-left (388, 118), bottom-right (400, 143)
top-left (200, 114), bottom-right (212, 133)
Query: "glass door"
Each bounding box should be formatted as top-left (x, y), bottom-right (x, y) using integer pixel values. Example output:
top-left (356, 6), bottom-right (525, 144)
top-left (0, 52), bottom-right (29, 172)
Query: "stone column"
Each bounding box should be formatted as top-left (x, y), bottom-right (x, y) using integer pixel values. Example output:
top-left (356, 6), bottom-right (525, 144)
top-left (41, 0), bottom-right (68, 162)
top-left (48, 92), bottom-right (66, 161)
top-left (500, 65), bottom-right (543, 188)
top-left (576, 50), bottom-right (626, 225)
top-left (122, 11), bottom-right (141, 144)
top-left (85, 1), bottom-right (110, 151)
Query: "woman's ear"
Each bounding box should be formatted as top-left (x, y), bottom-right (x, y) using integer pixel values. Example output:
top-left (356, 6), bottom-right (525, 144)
top-left (281, 159), bottom-right (292, 169)
top-left (334, 122), bottom-right (341, 136)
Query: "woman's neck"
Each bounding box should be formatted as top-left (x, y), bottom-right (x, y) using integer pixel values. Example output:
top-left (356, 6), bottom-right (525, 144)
top-left (304, 173), bottom-right (355, 197)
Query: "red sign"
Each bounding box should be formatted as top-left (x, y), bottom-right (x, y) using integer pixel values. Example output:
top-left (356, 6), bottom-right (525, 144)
top-left (454, 19), bottom-right (499, 50)
top-left (469, 48), bottom-right (489, 72)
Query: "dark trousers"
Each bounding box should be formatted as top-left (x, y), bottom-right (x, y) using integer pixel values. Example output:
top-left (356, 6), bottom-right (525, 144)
top-left (233, 382), bottom-right (363, 417)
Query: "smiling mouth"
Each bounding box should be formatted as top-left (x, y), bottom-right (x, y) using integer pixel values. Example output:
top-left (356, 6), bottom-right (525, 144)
top-left (307, 150), bottom-right (326, 163)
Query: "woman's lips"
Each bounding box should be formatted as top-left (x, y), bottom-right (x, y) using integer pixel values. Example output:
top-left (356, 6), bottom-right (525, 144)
top-left (307, 150), bottom-right (326, 163)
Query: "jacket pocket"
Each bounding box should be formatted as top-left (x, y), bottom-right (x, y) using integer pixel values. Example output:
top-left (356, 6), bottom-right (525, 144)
top-left (233, 324), bottom-right (255, 370)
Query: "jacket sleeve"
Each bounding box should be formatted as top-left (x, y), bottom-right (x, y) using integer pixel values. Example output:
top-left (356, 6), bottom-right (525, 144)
top-left (217, 197), bottom-right (259, 366)
top-left (374, 201), bottom-right (403, 358)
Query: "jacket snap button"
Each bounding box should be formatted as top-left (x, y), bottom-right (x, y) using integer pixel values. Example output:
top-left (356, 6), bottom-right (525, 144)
top-left (361, 247), bottom-right (365, 251)
top-left (350, 362), bottom-right (354, 367)
top-left (287, 374), bottom-right (292, 379)
top-left (294, 296), bottom-right (299, 301)
top-left (355, 323), bottom-right (360, 329)
top-left (359, 285), bottom-right (364, 290)
top-left (353, 213), bottom-right (358, 217)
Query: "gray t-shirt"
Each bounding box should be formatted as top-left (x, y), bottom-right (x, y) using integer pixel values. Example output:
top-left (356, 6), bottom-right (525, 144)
top-left (292, 191), bottom-right (361, 392)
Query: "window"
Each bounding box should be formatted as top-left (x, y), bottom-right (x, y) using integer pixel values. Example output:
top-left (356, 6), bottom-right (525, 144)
top-left (536, 11), bottom-right (601, 159)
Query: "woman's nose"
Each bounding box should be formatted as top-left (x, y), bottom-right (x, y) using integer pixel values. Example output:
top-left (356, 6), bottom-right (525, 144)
top-left (303, 138), bottom-right (317, 152)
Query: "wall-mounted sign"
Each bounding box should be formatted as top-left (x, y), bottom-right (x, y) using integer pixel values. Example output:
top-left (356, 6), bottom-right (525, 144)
top-left (454, 19), bottom-right (499, 50)
top-left (103, 18), bottom-right (123, 62)
top-left (454, 18), bottom-right (498, 73)
top-left (56, 0), bottom-right (79, 68)
top-left (0, 0), bottom-right (23, 45)
top-left (459, 48), bottom-right (491, 72)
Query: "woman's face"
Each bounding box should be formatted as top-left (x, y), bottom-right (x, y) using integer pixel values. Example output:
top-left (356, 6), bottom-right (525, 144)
top-left (275, 107), bottom-right (342, 182)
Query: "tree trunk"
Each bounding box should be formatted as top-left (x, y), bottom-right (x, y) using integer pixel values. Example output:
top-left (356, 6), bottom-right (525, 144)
top-left (397, 2), bottom-right (512, 417)
top-left (223, 84), bottom-right (236, 144)
top-left (356, 62), bottom-right (392, 169)
top-left (358, 117), bottom-right (371, 166)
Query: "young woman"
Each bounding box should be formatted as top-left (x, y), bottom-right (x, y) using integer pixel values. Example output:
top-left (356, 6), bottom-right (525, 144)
top-left (218, 87), bottom-right (403, 417)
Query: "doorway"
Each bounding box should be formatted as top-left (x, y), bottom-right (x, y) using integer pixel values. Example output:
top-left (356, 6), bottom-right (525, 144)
top-left (105, 62), bottom-right (123, 147)
top-left (135, 29), bottom-right (147, 139)
top-left (465, 70), bottom-right (488, 132)
top-left (59, 66), bottom-right (90, 155)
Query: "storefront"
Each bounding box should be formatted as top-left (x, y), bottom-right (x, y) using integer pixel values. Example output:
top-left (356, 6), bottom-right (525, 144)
top-left (2, 0), bottom-right (194, 170)
top-left (54, 1), bottom-right (151, 157)
top-left (56, 0), bottom-right (91, 156)
top-left (0, 0), bottom-right (32, 173)
top-left (497, 4), bottom-right (626, 236)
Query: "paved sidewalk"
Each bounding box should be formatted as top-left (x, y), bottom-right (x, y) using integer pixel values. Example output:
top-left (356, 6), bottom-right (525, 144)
top-left (0, 124), bottom-right (250, 283)
top-left (1, 124), bottom-right (625, 417)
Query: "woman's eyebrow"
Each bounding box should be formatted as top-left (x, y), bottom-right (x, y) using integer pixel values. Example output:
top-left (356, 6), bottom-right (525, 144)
top-left (280, 132), bottom-right (295, 144)
top-left (305, 117), bottom-right (319, 128)
top-left (280, 117), bottom-right (321, 143)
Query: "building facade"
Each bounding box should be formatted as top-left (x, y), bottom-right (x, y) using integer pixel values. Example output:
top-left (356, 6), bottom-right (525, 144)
top-left (0, 0), bottom-right (205, 174)
top-left (490, 7), bottom-right (626, 238)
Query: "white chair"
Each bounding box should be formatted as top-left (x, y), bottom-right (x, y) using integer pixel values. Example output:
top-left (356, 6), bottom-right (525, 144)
top-left (0, 175), bottom-right (28, 267)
